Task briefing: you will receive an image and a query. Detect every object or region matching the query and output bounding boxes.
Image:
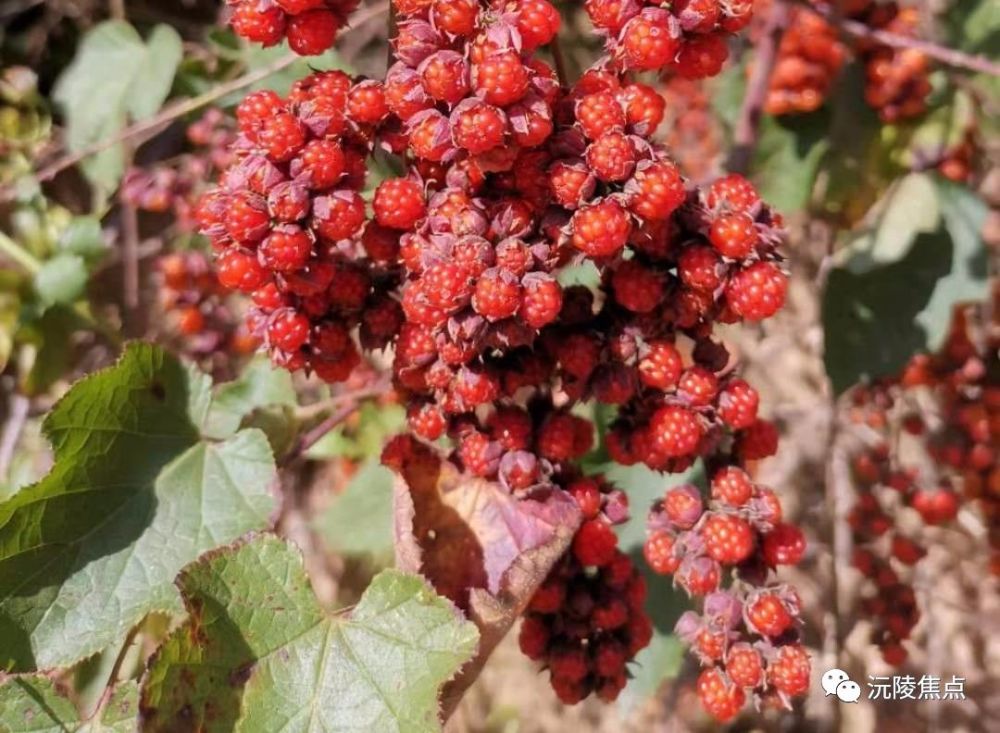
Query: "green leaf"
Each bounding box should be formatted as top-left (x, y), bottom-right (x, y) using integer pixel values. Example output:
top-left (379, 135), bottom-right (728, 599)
top-left (315, 460), bottom-right (394, 558)
top-left (52, 21), bottom-right (182, 192)
top-left (0, 343), bottom-right (276, 672)
top-left (751, 112), bottom-right (830, 212)
top-left (0, 677), bottom-right (138, 732)
top-left (947, 0), bottom-right (1000, 55)
top-left (203, 356), bottom-right (297, 439)
top-left (33, 254), bottom-right (88, 306)
top-left (58, 216), bottom-right (106, 260)
top-left (838, 173), bottom-right (942, 271)
top-left (140, 535), bottom-right (479, 733)
top-left (823, 176), bottom-right (990, 393)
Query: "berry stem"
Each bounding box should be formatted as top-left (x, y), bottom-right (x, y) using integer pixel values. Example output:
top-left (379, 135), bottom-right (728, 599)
top-left (88, 621), bottom-right (141, 722)
top-left (286, 377), bottom-right (393, 463)
top-left (0, 230), bottom-right (42, 274)
top-left (2, 51), bottom-right (301, 201)
top-left (549, 34), bottom-right (569, 86)
top-left (727, 0), bottom-right (790, 175)
top-left (804, 0), bottom-right (1000, 77)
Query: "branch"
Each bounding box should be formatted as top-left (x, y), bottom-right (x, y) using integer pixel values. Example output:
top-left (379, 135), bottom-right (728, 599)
top-left (809, 1), bottom-right (1000, 77)
top-left (89, 622), bottom-right (141, 720)
top-left (0, 231), bottom-right (42, 274)
top-left (727, 0), bottom-right (790, 174)
top-left (285, 378), bottom-right (393, 463)
top-left (3, 51), bottom-right (300, 199)
top-left (550, 35), bottom-right (569, 87)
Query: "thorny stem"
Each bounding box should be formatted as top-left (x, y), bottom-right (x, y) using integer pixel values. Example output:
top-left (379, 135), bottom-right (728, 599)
top-left (807, 0), bottom-right (1000, 77)
top-left (1, 52), bottom-right (300, 201)
top-left (727, 0), bottom-right (790, 174)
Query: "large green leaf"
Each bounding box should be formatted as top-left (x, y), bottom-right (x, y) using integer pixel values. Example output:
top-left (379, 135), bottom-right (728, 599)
top-left (315, 460), bottom-right (394, 559)
top-left (0, 677), bottom-right (137, 732)
top-left (822, 175), bottom-right (989, 394)
top-left (0, 343), bottom-right (276, 672)
top-left (140, 535), bottom-right (479, 733)
top-left (52, 22), bottom-right (182, 192)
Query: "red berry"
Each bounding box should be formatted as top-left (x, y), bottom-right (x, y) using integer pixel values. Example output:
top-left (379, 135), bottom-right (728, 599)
top-left (707, 174), bottom-right (760, 212)
top-left (746, 593), bottom-right (793, 637)
top-left (286, 9), bottom-right (339, 55)
top-left (572, 519), bottom-right (618, 567)
top-left (570, 199), bottom-right (631, 257)
top-left (431, 0), bottom-right (478, 36)
top-left (762, 523), bottom-right (806, 566)
top-left (696, 668), bottom-right (745, 722)
top-left (259, 112), bottom-right (307, 161)
top-left (488, 406), bottom-right (533, 450)
top-left (259, 225), bottom-right (312, 272)
top-left (644, 531), bottom-right (680, 574)
top-left (702, 513), bottom-right (755, 564)
top-left (374, 178), bottom-right (426, 230)
top-left (767, 644), bottom-right (811, 697)
top-left (576, 91), bottom-right (626, 141)
top-left (709, 213), bottom-right (759, 259)
top-left (520, 275), bottom-right (563, 328)
top-left (237, 90), bottom-right (284, 138)
top-left (611, 260), bottom-right (662, 313)
top-left (585, 131), bottom-right (637, 183)
top-left (347, 80), bottom-right (389, 123)
top-left (218, 248), bottom-right (269, 293)
top-left (737, 418), bottom-right (779, 460)
top-left (267, 309), bottom-right (310, 352)
top-left (627, 160), bottom-right (686, 221)
top-left (549, 160), bottom-right (596, 209)
top-left (674, 33), bottom-right (729, 79)
top-left (473, 50), bottom-right (529, 106)
top-left (717, 379), bottom-right (759, 429)
top-left (678, 366), bottom-right (719, 407)
top-left (650, 405), bottom-right (703, 458)
top-left (312, 191), bottom-right (366, 241)
top-left (639, 341), bottom-right (684, 390)
top-left (408, 402), bottom-right (447, 441)
top-left (529, 580), bottom-right (565, 614)
top-left (725, 261), bottom-right (788, 321)
top-left (225, 194), bottom-right (270, 244)
top-left (518, 615), bottom-right (549, 660)
top-left (515, 0), bottom-right (561, 50)
top-left (620, 82), bottom-right (665, 134)
top-left (711, 467), bottom-right (754, 507)
top-left (420, 50), bottom-right (471, 105)
top-left (620, 9), bottom-right (681, 71)
top-left (726, 643), bottom-right (764, 688)
top-left (231, 3), bottom-right (285, 47)
top-left (295, 139), bottom-right (345, 189)
top-left (550, 647), bottom-right (589, 683)
top-left (662, 485), bottom-right (704, 529)
top-left (451, 100), bottom-right (508, 153)
top-left (473, 268), bottom-right (522, 320)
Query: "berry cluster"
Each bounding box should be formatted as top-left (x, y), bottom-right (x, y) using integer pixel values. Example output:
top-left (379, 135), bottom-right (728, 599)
top-left (520, 474), bottom-right (652, 703)
top-left (763, 5), bottom-right (846, 116)
top-left (845, 295), bottom-right (998, 665)
top-left (585, 0), bottom-right (754, 78)
top-left (760, 1), bottom-right (931, 122)
top-left (226, 0), bottom-right (358, 55)
top-left (196, 71), bottom-right (402, 382)
top-left (644, 466), bottom-right (808, 718)
top-left (203, 0), bottom-right (810, 719)
top-left (121, 109), bottom-right (237, 233)
top-left (846, 1), bottom-right (931, 122)
top-left (155, 251), bottom-right (258, 368)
